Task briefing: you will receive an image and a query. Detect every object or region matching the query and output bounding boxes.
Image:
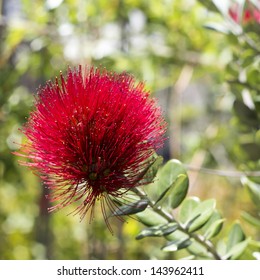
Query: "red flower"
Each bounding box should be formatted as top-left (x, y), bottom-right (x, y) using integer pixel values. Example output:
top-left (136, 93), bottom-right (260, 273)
top-left (253, 9), bottom-right (260, 23)
top-left (229, 3), bottom-right (240, 23)
top-left (244, 9), bottom-right (253, 22)
top-left (17, 66), bottom-right (166, 227)
top-left (229, 1), bottom-right (260, 24)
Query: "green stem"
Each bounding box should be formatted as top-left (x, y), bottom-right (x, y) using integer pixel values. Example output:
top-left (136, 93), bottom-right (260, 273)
top-left (134, 187), bottom-right (222, 260)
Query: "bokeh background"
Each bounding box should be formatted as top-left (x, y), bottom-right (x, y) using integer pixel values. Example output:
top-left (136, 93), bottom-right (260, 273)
top-left (0, 0), bottom-right (259, 259)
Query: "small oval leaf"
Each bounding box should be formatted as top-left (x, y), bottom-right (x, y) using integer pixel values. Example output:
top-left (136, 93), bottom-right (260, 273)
top-left (155, 159), bottom-right (188, 197)
top-left (155, 174), bottom-right (189, 208)
top-left (227, 222), bottom-right (245, 252)
top-left (241, 211), bottom-right (260, 229)
top-left (162, 238), bottom-right (192, 252)
top-left (187, 240), bottom-right (210, 258)
top-left (112, 199), bottom-right (149, 217)
top-left (241, 177), bottom-right (260, 207)
top-left (136, 222), bottom-right (179, 240)
top-left (204, 218), bottom-right (225, 239)
top-left (136, 208), bottom-right (168, 226)
top-left (187, 199), bottom-right (216, 233)
top-left (224, 239), bottom-right (250, 260)
top-left (201, 210), bottom-right (224, 238)
top-left (170, 174), bottom-right (189, 208)
top-left (179, 197), bottom-right (200, 224)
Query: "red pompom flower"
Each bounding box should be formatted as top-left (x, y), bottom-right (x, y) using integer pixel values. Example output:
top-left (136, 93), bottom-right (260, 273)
top-left (17, 66), bottom-right (166, 225)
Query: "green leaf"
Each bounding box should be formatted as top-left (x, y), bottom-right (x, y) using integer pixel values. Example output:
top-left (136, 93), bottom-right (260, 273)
top-left (165, 229), bottom-right (188, 242)
top-left (212, 0), bottom-right (231, 15)
top-left (187, 240), bottom-right (211, 259)
top-left (201, 210), bottom-right (224, 239)
top-left (180, 255), bottom-right (195, 260)
top-left (154, 159), bottom-right (188, 208)
top-left (241, 143), bottom-right (260, 162)
top-left (241, 211), bottom-right (260, 228)
top-left (179, 197), bottom-right (200, 224)
top-left (112, 199), bottom-right (149, 216)
top-left (233, 100), bottom-right (259, 128)
top-left (241, 177), bottom-right (260, 207)
top-left (204, 218), bottom-right (225, 239)
top-left (170, 174), bottom-right (189, 208)
top-left (204, 23), bottom-right (230, 34)
top-left (156, 159), bottom-right (187, 191)
top-left (162, 238), bottom-right (192, 252)
top-left (227, 222), bottom-right (245, 252)
top-left (185, 214), bottom-right (201, 230)
top-left (249, 239), bottom-right (260, 250)
top-left (141, 154), bottom-right (163, 183)
top-left (154, 174), bottom-right (189, 209)
top-left (216, 239), bottom-right (227, 256)
top-left (187, 199), bottom-right (216, 233)
top-left (224, 239), bottom-right (250, 260)
top-left (136, 208), bottom-right (167, 226)
top-left (136, 222), bottom-right (178, 240)
top-left (197, 0), bottom-right (219, 13)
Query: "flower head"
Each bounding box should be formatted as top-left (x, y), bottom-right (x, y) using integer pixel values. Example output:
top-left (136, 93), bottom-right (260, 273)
top-left (229, 1), bottom-right (260, 24)
top-left (17, 66), bottom-right (166, 226)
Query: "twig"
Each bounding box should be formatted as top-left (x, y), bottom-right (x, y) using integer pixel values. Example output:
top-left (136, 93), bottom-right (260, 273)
top-left (133, 187), bottom-right (222, 260)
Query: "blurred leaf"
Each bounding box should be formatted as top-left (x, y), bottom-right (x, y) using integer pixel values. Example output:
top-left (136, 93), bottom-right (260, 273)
top-left (179, 197), bottom-right (200, 224)
top-left (6, 26), bottom-right (27, 49)
top-left (162, 238), bottom-right (192, 252)
top-left (197, 0), bottom-right (220, 13)
top-left (136, 222), bottom-right (178, 240)
top-left (212, 0), bottom-right (231, 15)
top-left (249, 239), bottom-right (260, 250)
top-left (241, 143), bottom-right (260, 161)
top-left (187, 199), bottom-right (216, 233)
top-left (112, 199), bottom-right (149, 216)
top-left (247, 67), bottom-right (260, 85)
top-left (241, 211), bottom-right (260, 228)
top-left (165, 229), bottom-right (188, 242)
top-left (227, 222), bottom-right (246, 252)
top-left (155, 174), bottom-right (189, 209)
top-left (216, 239), bottom-right (227, 256)
top-left (187, 240), bottom-right (211, 258)
top-left (136, 208), bottom-right (167, 227)
top-left (180, 255), bottom-right (195, 260)
top-left (204, 23), bottom-right (230, 34)
top-left (233, 100), bottom-right (259, 128)
top-left (241, 177), bottom-right (260, 207)
top-left (224, 239), bottom-right (250, 260)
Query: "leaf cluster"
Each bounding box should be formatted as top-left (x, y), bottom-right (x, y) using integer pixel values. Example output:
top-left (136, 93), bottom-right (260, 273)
top-left (114, 158), bottom-right (260, 259)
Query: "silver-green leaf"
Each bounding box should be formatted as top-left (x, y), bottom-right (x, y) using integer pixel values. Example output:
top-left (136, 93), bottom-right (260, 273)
top-left (136, 222), bottom-right (179, 240)
top-left (186, 199), bottom-right (216, 233)
top-left (112, 199), bottom-right (149, 217)
top-left (162, 238), bottom-right (192, 252)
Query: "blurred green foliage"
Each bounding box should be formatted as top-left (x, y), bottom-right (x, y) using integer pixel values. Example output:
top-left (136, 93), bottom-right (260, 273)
top-left (0, 0), bottom-right (259, 259)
